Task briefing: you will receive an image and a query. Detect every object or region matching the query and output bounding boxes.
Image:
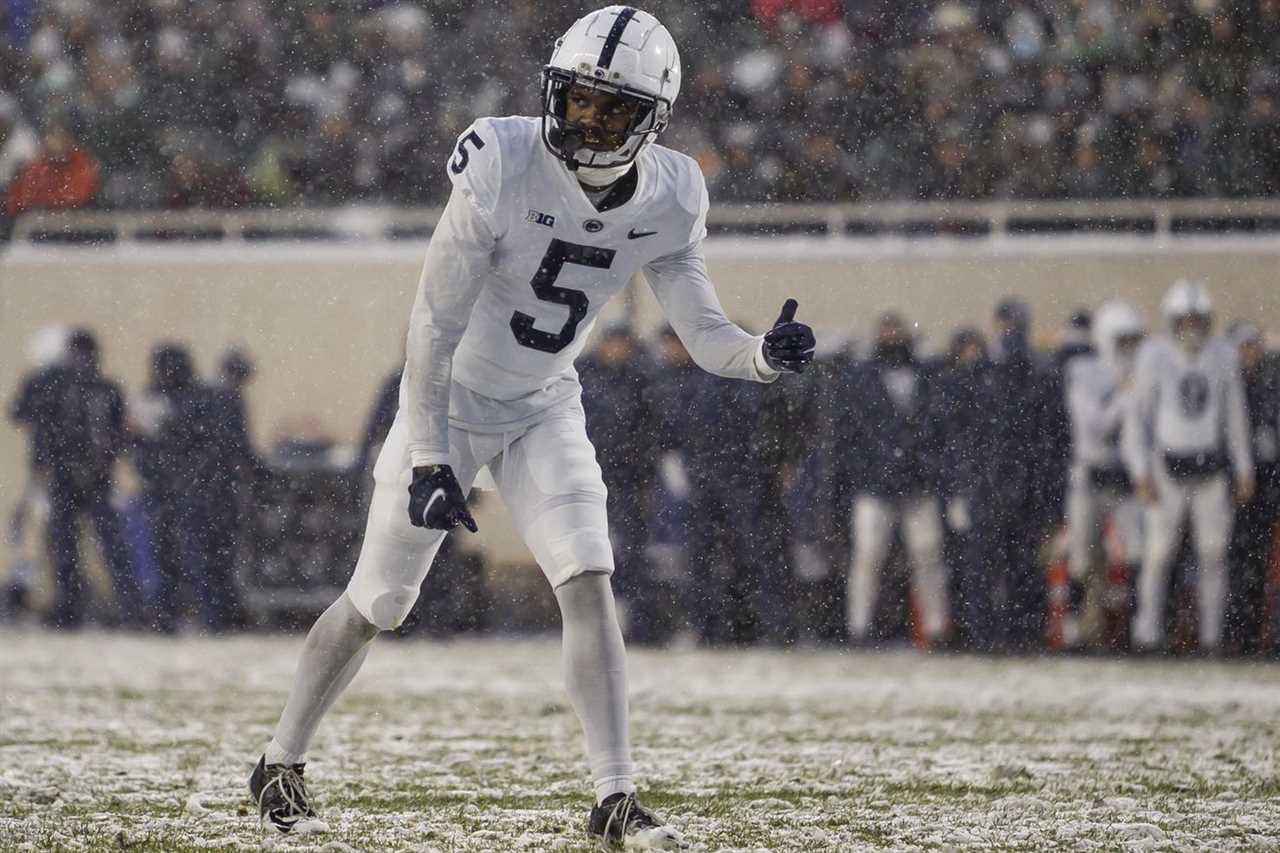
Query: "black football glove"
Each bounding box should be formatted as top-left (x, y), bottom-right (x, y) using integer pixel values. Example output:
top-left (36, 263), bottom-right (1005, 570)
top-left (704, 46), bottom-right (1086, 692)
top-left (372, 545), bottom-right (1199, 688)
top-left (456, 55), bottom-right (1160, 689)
top-left (763, 298), bottom-right (816, 373)
top-left (408, 464), bottom-right (478, 533)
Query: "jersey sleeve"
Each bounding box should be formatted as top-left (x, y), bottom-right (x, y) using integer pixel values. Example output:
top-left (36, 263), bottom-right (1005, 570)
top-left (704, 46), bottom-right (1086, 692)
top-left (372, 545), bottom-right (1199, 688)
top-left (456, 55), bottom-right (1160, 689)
top-left (683, 162), bottom-right (710, 245)
top-left (446, 119), bottom-right (504, 238)
top-left (1067, 360), bottom-right (1124, 451)
top-left (643, 239), bottom-right (777, 384)
top-left (403, 186), bottom-right (497, 467)
top-left (644, 165), bottom-right (776, 383)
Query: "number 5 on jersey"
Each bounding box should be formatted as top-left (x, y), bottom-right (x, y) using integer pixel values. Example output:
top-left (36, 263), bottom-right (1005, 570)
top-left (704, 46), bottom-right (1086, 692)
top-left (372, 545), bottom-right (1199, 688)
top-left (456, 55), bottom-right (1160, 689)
top-left (450, 131), bottom-right (486, 174)
top-left (511, 239), bottom-right (616, 354)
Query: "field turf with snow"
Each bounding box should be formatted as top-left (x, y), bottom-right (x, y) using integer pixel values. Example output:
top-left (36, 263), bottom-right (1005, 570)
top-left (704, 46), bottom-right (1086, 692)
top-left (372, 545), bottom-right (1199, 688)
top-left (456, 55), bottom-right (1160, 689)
top-left (1, 631), bottom-right (1278, 851)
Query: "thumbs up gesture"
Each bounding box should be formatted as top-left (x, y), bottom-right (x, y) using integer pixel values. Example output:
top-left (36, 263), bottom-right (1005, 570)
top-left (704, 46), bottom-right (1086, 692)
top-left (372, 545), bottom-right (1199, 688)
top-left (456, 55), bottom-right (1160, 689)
top-left (762, 298), bottom-right (816, 373)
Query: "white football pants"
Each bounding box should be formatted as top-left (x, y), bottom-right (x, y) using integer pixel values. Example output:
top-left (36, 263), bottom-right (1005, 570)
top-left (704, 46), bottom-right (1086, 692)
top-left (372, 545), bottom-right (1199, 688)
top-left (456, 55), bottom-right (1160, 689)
top-left (847, 494), bottom-right (949, 641)
top-left (346, 398), bottom-right (613, 631)
top-left (1132, 467), bottom-right (1232, 650)
top-left (1066, 465), bottom-right (1143, 583)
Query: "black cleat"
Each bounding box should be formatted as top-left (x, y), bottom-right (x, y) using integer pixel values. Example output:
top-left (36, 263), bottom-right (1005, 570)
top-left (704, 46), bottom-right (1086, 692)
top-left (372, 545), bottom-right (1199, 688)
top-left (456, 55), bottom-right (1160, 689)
top-left (248, 755), bottom-right (329, 835)
top-left (587, 792), bottom-right (686, 849)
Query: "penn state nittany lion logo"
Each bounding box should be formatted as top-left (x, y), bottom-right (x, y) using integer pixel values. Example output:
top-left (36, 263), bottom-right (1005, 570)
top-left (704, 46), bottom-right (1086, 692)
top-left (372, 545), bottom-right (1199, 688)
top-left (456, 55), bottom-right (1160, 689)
top-left (1179, 372), bottom-right (1210, 418)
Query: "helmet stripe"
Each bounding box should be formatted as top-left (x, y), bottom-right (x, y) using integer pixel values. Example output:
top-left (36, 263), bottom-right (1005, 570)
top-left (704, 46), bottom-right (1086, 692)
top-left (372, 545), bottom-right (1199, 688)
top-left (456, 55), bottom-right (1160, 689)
top-left (597, 6), bottom-right (637, 69)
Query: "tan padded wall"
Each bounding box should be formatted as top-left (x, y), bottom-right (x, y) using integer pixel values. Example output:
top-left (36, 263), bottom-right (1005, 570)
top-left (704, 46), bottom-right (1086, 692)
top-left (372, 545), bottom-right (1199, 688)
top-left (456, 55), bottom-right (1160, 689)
top-left (3, 240), bottom-right (1279, 568)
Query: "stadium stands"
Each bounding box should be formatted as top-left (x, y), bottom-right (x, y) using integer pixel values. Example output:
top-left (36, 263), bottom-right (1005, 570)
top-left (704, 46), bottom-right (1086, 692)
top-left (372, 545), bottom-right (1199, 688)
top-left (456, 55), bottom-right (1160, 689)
top-left (3, 0), bottom-right (1280, 219)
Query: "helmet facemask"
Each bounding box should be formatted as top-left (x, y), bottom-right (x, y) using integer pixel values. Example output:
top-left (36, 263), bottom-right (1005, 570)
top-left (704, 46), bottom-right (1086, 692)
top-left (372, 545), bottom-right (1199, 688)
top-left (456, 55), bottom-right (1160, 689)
top-left (1113, 330), bottom-right (1145, 375)
top-left (541, 67), bottom-right (671, 173)
top-left (1172, 313), bottom-right (1212, 354)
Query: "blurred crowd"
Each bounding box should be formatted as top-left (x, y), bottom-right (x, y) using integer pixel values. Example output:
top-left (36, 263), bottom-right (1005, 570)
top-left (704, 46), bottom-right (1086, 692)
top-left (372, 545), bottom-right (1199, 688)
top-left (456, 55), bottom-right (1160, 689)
top-left (7, 283), bottom-right (1280, 657)
top-left (3, 0), bottom-right (1280, 226)
top-left (579, 289), bottom-right (1280, 657)
top-left (2, 330), bottom-right (484, 635)
top-left (8, 333), bottom-right (260, 631)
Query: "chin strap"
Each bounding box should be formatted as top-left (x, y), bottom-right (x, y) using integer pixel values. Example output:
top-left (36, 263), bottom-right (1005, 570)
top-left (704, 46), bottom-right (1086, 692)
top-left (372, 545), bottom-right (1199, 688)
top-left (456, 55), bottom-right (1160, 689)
top-left (559, 129), bottom-right (583, 171)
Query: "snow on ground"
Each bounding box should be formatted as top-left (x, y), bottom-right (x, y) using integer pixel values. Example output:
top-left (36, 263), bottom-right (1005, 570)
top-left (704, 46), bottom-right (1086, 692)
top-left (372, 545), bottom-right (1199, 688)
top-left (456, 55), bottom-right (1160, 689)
top-left (1, 630), bottom-right (1278, 851)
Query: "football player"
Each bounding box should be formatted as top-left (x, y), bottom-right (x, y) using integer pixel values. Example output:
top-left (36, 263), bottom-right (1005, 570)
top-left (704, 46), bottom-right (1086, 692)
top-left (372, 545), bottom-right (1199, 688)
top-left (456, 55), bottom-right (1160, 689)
top-left (1123, 281), bottom-right (1252, 653)
top-left (1062, 301), bottom-right (1146, 648)
top-left (247, 6), bottom-right (815, 849)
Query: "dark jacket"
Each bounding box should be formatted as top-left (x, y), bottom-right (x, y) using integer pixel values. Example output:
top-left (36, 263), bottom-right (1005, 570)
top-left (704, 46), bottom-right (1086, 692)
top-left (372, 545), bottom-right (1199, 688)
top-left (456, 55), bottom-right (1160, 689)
top-left (579, 354), bottom-right (658, 489)
top-left (646, 358), bottom-right (762, 493)
top-left (134, 383), bottom-right (244, 499)
top-left (206, 386), bottom-right (260, 494)
top-left (1243, 354), bottom-right (1280, 507)
top-left (933, 358), bottom-right (991, 504)
top-left (11, 365), bottom-right (126, 487)
top-left (833, 355), bottom-right (943, 498)
top-left (1038, 339), bottom-right (1095, 525)
top-left (972, 335), bottom-right (1054, 517)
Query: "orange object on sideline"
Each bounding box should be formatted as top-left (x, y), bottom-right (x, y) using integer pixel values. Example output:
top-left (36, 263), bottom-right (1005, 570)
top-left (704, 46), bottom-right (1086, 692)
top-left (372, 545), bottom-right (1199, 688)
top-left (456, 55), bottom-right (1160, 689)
top-left (1045, 554), bottom-right (1069, 650)
top-left (6, 149), bottom-right (100, 217)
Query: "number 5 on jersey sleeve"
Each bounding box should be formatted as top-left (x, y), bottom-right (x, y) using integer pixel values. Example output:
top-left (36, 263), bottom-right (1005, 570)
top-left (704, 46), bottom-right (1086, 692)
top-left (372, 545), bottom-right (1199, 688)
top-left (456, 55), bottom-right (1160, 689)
top-left (450, 130), bottom-right (486, 174)
top-left (511, 239), bottom-right (616, 354)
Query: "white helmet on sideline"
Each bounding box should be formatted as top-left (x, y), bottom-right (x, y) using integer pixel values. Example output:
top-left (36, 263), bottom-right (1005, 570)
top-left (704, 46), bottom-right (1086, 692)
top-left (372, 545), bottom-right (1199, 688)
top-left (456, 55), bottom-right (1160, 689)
top-left (1092, 301), bottom-right (1145, 366)
top-left (1162, 279), bottom-right (1213, 323)
top-left (1162, 279), bottom-right (1214, 352)
top-left (541, 6), bottom-right (681, 177)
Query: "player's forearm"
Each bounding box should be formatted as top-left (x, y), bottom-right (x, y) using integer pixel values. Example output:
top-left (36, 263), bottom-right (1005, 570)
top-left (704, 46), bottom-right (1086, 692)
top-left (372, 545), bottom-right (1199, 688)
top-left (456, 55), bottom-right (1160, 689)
top-left (403, 271), bottom-right (466, 466)
top-left (646, 248), bottom-right (776, 383)
top-left (1120, 405), bottom-right (1152, 481)
top-left (403, 335), bottom-right (454, 467)
top-left (403, 193), bottom-right (494, 467)
top-left (1098, 390), bottom-right (1129, 436)
top-left (1067, 387), bottom-right (1097, 446)
top-left (687, 321), bottom-right (773, 381)
top-left (1121, 359), bottom-right (1156, 480)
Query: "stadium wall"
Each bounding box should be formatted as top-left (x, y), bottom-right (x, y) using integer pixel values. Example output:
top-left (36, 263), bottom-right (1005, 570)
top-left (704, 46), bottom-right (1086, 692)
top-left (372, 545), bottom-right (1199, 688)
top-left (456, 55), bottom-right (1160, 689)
top-left (4, 237), bottom-right (1280, 567)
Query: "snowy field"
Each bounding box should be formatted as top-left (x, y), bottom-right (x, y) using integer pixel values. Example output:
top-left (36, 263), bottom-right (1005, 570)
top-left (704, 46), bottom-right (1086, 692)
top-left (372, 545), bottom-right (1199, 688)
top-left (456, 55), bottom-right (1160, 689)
top-left (1, 632), bottom-right (1279, 852)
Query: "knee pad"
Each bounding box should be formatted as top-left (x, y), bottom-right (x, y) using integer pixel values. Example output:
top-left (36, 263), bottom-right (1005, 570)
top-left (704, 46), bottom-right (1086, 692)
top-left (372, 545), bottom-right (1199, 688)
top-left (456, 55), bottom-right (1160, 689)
top-left (553, 526), bottom-right (615, 571)
top-left (547, 531), bottom-right (616, 589)
top-left (360, 586), bottom-right (421, 632)
top-left (521, 493), bottom-right (615, 588)
top-left (550, 558), bottom-right (614, 591)
top-left (346, 539), bottom-right (436, 632)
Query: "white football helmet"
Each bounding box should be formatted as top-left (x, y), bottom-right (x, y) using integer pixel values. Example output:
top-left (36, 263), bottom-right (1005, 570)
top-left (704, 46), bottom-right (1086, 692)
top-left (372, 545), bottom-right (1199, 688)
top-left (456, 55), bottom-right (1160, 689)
top-left (1162, 279), bottom-right (1214, 351)
top-left (542, 6), bottom-right (681, 174)
top-left (1162, 279), bottom-right (1213, 323)
top-left (1092, 300), bottom-right (1145, 365)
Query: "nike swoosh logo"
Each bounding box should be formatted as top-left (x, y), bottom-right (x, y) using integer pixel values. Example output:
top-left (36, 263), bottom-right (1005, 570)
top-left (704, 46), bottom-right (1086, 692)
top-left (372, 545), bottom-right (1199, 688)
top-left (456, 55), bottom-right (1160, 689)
top-left (422, 487), bottom-right (446, 524)
top-left (627, 228), bottom-right (658, 239)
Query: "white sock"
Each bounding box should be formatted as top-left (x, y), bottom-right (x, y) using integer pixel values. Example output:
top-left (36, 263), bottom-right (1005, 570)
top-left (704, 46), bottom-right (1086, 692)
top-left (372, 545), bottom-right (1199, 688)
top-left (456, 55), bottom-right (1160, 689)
top-left (594, 774), bottom-right (637, 803)
top-left (269, 593), bottom-right (379, 764)
top-left (554, 572), bottom-right (636, 805)
top-left (264, 737), bottom-right (304, 767)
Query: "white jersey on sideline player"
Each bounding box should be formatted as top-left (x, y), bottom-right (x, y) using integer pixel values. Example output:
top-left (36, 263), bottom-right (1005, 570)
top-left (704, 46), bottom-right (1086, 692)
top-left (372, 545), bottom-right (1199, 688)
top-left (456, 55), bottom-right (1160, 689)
top-left (1062, 301), bottom-right (1144, 647)
top-left (249, 7), bottom-right (816, 849)
top-left (1122, 281), bottom-right (1252, 651)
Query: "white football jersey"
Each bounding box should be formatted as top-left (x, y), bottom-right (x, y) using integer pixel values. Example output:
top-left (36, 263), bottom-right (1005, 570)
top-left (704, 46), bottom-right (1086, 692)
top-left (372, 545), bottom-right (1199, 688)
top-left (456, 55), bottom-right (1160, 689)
top-left (1066, 355), bottom-right (1128, 468)
top-left (1122, 335), bottom-right (1252, 481)
top-left (401, 116), bottom-right (775, 467)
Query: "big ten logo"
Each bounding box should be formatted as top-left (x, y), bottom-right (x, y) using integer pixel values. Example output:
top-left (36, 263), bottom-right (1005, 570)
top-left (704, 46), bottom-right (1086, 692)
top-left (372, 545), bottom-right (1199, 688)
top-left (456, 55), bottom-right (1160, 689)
top-left (526, 209), bottom-right (556, 228)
